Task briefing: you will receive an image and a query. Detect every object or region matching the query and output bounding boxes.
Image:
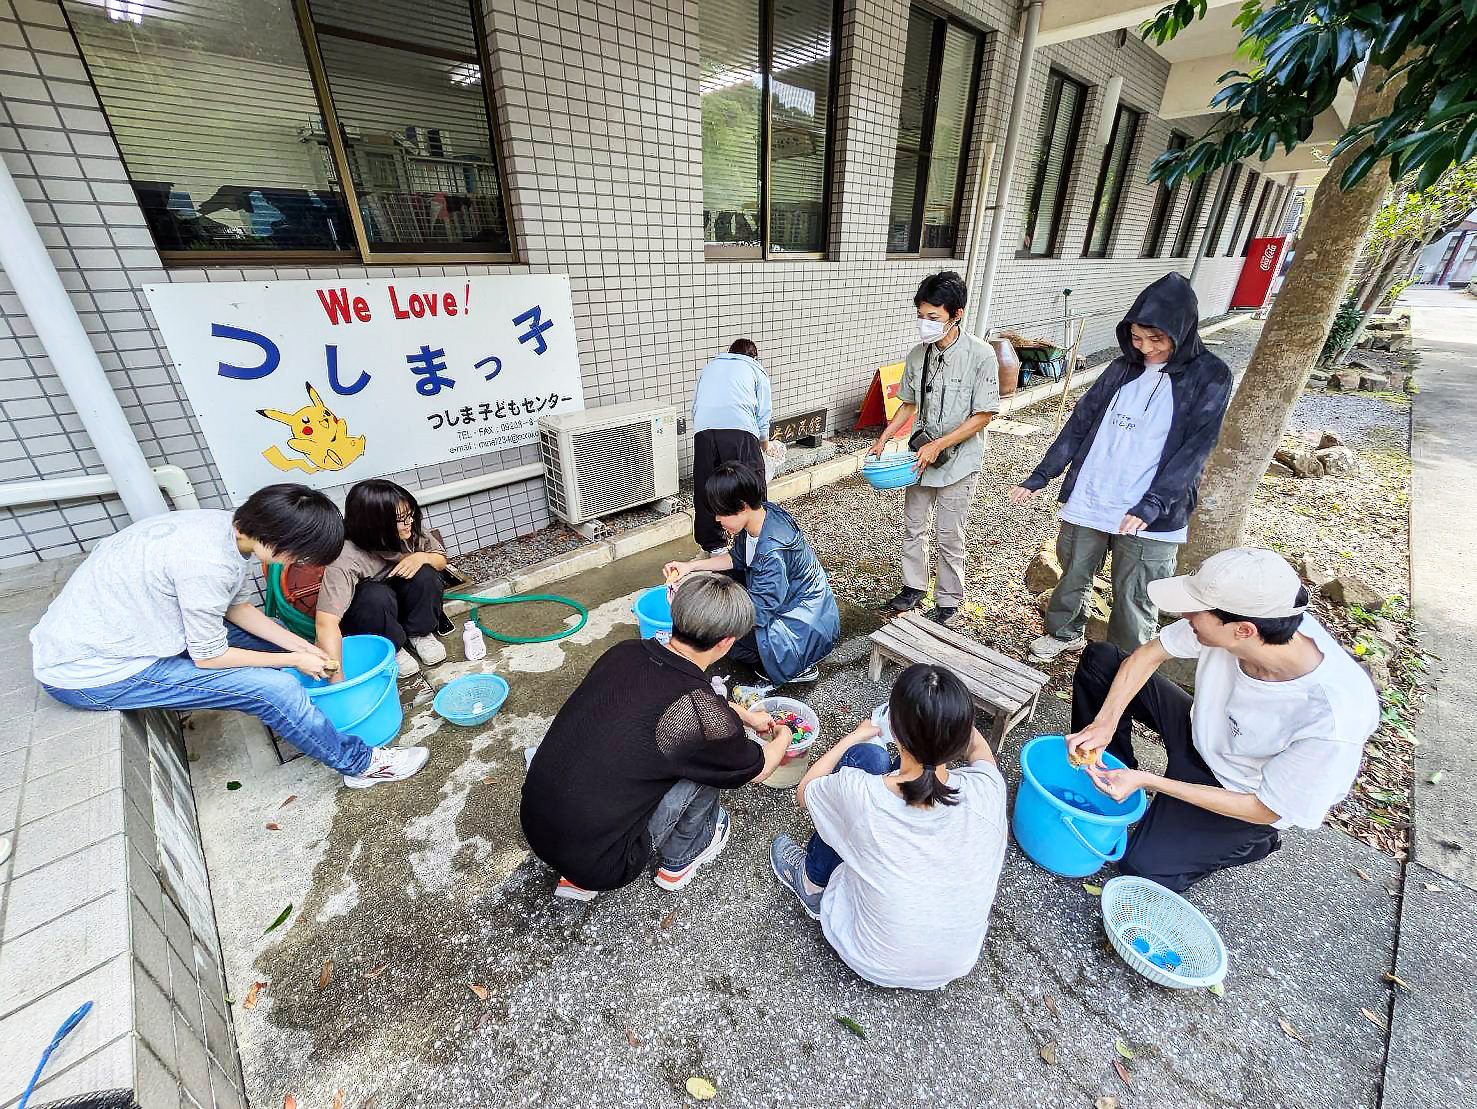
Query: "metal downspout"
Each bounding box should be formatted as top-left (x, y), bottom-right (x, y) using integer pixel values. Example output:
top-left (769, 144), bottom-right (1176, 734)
top-left (0, 155), bottom-right (168, 521)
top-left (974, 0), bottom-right (1043, 334)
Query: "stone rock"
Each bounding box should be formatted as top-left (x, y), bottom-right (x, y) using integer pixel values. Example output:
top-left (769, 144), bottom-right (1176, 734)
top-left (1388, 373), bottom-right (1411, 393)
top-left (1318, 430), bottom-right (1345, 449)
top-left (1274, 445), bottom-right (1325, 479)
top-left (1322, 573), bottom-right (1388, 611)
top-left (1267, 460), bottom-right (1295, 478)
top-left (1306, 371), bottom-right (1331, 389)
top-left (1084, 591), bottom-right (1112, 643)
top-left (1297, 552), bottom-right (1334, 589)
top-left (1360, 374), bottom-right (1389, 392)
top-left (1361, 654), bottom-right (1391, 692)
top-left (1372, 616), bottom-right (1402, 652)
top-left (1025, 546), bottom-right (1063, 595)
top-left (1327, 371), bottom-right (1361, 391)
top-left (1315, 445), bottom-right (1357, 477)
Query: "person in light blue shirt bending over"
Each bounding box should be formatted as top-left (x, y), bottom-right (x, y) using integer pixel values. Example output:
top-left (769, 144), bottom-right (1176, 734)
top-left (691, 338), bottom-right (773, 555)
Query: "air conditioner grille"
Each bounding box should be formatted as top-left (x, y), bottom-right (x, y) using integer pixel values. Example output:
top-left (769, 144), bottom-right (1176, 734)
top-left (572, 421), bottom-right (655, 518)
top-left (539, 428), bottom-right (568, 517)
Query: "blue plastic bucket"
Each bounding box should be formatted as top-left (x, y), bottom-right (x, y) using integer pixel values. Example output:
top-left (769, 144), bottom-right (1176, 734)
top-left (338, 672), bottom-right (403, 748)
top-left (1013, 735), bottom-right (1147, 877)
top-left (294, 634), bottom-right (400, 746)
top-left (633, 586), bottom-right (673, 640)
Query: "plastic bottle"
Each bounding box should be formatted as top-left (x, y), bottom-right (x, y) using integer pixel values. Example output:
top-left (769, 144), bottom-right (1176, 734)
top-left (462, 620), bottom-right (487, 662)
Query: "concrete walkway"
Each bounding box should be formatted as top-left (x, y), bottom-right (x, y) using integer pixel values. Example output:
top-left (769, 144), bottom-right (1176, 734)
top-left (1383, 287), bottom-right (1477, 1109)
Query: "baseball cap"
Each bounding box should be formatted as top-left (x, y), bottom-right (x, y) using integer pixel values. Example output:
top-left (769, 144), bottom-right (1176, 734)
top-left (1147, 548), bottom-right (1308, 618)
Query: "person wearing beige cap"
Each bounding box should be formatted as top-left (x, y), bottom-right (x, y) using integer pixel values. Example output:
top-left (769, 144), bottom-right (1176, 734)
top-left (1063, 547), bottom-right (1379, 892)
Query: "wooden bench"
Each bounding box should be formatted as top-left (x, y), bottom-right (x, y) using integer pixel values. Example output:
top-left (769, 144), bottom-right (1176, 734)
top-left (868, 611), bottom-right (1051, 746)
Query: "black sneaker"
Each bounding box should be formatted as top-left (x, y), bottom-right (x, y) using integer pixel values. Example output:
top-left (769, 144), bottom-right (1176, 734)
top-left (927, 606), bottom-right (962, 628)
top-left (882, 586), bottom-right (926, 614)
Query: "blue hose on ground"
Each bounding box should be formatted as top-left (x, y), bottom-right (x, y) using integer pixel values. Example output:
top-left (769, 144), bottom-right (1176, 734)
top-left (17, 1002), bottom-right (91, 1109)
top-left (443, 593), bottom-right (589, 645)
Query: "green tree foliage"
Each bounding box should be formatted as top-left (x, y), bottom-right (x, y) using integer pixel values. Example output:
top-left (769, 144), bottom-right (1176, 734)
top-left (1142, 0), bottom-right (1477, 192)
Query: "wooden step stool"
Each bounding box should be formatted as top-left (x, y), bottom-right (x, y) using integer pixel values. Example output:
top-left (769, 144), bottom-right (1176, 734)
top-left (868, 611), bottom-right (1050, 746)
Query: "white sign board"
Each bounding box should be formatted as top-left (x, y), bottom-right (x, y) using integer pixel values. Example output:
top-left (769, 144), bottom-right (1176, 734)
top-left (144, 275), bottom-right (585, 503)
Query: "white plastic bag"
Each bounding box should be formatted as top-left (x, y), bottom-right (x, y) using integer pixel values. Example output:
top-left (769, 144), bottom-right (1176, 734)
top-left (762, 439), bottom-right (787, 483)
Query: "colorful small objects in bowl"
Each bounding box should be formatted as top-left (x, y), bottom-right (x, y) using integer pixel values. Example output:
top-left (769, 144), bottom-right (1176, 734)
top-left (769, 709), bottom-right (814, 750)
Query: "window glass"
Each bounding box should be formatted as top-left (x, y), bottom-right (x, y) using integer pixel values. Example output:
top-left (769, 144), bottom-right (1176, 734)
top-left (63, 0), bottom-right (354, 253)
top-left (1172, 171), bottom-right (1210, 258)
top-left (919, 24), bottom-right (979, 253)
top-left (1083, 105), bottom-right (1140, 257)
top-left (768, 0), bottom-right (834, 253)
top-left (1142, 132), bottom-right (1186, 258)
top-left (1022, 72), bottom-right (1086, 257)
top-left (701, 0), bottom-right (764, 253)
top-left (1224, 170), bottom-right (1258, 256)
top-left (887, 10), bottom-right (935, 254)
top-left (311, 22), bottom-right (510, 253)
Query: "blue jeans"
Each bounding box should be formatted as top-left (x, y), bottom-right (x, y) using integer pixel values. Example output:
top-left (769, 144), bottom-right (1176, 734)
top-left (648, 779), bottom-right (721, 870)
top-left (40, 625), bottom-right (373, 776)
top-left (804, 742), bottom-right (895, 886)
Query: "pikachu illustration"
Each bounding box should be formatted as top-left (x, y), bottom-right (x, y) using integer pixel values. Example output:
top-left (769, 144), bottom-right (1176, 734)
top-left (258, 382), bottom-right (366, 474)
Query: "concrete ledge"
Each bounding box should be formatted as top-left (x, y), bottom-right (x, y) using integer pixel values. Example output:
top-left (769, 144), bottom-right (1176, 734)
top-left (0, 566), bottom-right (246, 1109)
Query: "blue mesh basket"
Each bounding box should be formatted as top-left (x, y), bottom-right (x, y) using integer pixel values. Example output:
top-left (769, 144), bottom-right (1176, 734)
top-left (433, 675), bottom-right (510, 727)
top-left (1101, 875), bottom-right (1229, 989)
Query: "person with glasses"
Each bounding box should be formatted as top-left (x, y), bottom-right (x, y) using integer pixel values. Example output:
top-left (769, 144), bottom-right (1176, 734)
top-left (315, 479), bottom-right (451, 679)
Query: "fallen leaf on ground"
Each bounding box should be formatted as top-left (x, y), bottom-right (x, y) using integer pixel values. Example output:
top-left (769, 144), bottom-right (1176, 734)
top-left (478, 1010), bottom-right (493, 1028)
top-left (1083, 883), bottom-right (1103, 896)
top-left (1114, 1038), bottom-right (1135, 1061)
top-left (660, 911), bottom-right (677, 930)
top-left (187, 752), bottom-right (200, 762)
top-left (468, 983), bottom-right (489, 1001)
top-left (284, 1097), bottom-right (297, 1109)
top-left (1095, 1098), bottom-right (1119, 1109)
top-left (1279, 1018), bottom-right (1306, 1043)
top-left (1114, 1060), bottom-right (1132, 1088)
top-left (1383, 972), bottom-right (1412, 991)
top-left (685, 1077), bottom-right (717, 1101)
top-left (1039, 1039), bottom-right (1057, 1065)
top-left (318, 960), bottom-right (333, 990)
top-left (1209, 982), bottom-right (1226, 998)
top-left (364, 963), bottom-right (389, 980)
top-left (1428, 771), bottom-right (1443, 784)
top-left (264, 823), bottom-right (281, 831)
top-left (331, 1093), bottom-right (344, 1109)
top-left (482, 777), bottom-right (498, 785)
top-left (1043, 994), bottom-right (1059, 1019)
top-left (1424, 882), bottom-right (1444, 891)
top-left (835, 1015), bottom-right (867, 1040)
top-left (1054, 690), bottom-right (1070, 700)
top-left (1362, 1007), bottom-right (1388, 1031)
top-left (243, 981), bottom-right (266, 1010)
top-left (226, 781), bottom-right (242, 791)
top-left (280, 794), bottom-right (298, 808)
top-left (1353, 868), bottom-right (1373, 881)
top-left (264, 904), bottom-right (293, 935)
top-left (626, 1030), bottom-right (641, 1048)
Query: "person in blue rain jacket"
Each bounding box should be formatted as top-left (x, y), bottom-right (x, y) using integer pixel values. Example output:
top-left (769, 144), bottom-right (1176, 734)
top-left (664, 462), bottom-right (839, 686)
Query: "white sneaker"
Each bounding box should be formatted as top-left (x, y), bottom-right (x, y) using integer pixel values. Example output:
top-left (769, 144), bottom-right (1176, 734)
top-left (1029, 633), bottom-right (1088, 661)
top-left (395, 648), bottom-right (420, 678)
top-left (654, 809), bottom-right (731, 892)
top-left (343, 745), bottom-right (430, 789)
top-left (788, 666), bottom-right (820, 683)
top-left (554, 878), bottom-right (597, 901)
top-left (410, 634), bottom-right (447, 666)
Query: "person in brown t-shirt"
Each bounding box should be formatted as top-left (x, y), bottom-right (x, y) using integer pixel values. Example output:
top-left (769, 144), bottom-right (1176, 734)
top-left (315, 480), bottom-right (449, 679)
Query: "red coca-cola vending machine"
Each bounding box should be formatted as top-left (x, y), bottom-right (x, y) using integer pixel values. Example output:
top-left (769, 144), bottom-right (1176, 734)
top-left (1231, 237), bottom-right (1288, 309)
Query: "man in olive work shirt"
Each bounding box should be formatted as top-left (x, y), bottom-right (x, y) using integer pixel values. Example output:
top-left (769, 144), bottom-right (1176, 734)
top-left (869, 271), bottom-right (1000, 627)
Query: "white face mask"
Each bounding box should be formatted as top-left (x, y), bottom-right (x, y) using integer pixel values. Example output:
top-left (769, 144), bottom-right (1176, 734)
top-left (916, 317), bottom-right (955, 343)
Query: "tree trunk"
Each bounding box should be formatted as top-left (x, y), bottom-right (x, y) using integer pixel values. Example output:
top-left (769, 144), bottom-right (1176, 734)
top-left (1183, 61), bottom-right (1406, 569)
top-left (1337, 239), bottom-right (1421, 362)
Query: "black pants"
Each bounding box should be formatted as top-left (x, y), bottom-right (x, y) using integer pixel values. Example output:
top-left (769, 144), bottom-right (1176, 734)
top-left (340, 564), bottom-right (445, 649)
top-left (1071, 642), bottom-right (1280, 892)
top-left (693, 428), bottom-right (765, 551)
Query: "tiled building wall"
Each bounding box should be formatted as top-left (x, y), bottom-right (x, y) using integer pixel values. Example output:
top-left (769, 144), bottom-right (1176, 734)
top-left (0, 0), bottom-right (1273, 568)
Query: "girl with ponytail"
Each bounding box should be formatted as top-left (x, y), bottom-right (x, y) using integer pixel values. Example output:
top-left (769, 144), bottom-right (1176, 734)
top-left (770, 664), bottom-right (1009, 989)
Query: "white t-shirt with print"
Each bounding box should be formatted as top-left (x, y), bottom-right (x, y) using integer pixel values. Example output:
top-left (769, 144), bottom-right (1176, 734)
top-left (804, 757), bottom-right (1008, 989)
top-left (1158, 615), bottom-right (1379, 829)
top-left (1060, 361), bottom-right (1187, 543)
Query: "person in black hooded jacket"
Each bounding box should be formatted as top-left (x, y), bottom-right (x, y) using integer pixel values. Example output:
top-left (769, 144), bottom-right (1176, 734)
top-left (1010, 274), bottom-right (1232, 659)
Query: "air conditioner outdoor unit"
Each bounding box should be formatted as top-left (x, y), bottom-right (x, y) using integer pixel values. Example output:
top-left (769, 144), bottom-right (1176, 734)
top-left (539, 401), bottom-right (679, 529)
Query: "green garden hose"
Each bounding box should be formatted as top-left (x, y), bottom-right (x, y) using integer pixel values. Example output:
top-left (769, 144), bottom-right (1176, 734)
top-left (444, 592), bottom-right (589, 645)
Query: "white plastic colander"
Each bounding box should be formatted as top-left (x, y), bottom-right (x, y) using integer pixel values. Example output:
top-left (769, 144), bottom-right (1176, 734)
top-left (1100, 876), bottom-right (1229, 990)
